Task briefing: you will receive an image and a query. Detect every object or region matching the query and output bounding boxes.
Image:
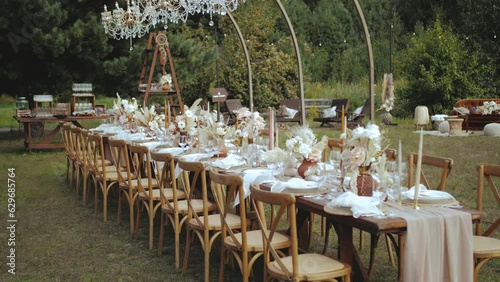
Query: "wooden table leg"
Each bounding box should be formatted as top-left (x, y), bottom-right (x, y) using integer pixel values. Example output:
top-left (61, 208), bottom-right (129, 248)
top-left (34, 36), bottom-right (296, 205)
top-left (334, 223), bottom-right (370, 281)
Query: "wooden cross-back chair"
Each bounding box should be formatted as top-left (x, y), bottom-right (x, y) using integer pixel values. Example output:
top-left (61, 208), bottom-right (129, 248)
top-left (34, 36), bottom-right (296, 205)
top-left (473, 163), bottom-right (500, 282)
top-left (250, 185), bottom-right (351, 281)
top-left (225, 99), bottom-right (244, 124)
top-left (313, 98), bottom-right (350, 127)
top-left (209, 168), bottom-right (291, 282)
top-left (346, 99), bottom-right (371, 129)
top-left (407, 153), bottom-right (454, 191)
top-left (179, 159), bottom-right (219, 281)
top-left (87, 134), bottom-right (120, 222)
top-left (153, 150), bottom-right (187, 267)
top-left (126, 143), bottom-right (163, 250)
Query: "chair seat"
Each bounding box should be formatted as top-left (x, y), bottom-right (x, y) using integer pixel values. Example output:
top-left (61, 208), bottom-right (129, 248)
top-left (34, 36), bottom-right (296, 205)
top-left (95, 171), bottom-right (120, 182)
top-left (268, 253), bottom-right (350, 281)
top-left (224, 230), bottom-right (291, 252)
top-left (125, 178), bottom-right (159, 189)
top-left (188, 213), bottom-right (244, 231)
top-left (139, 188), bottom-right (186, 202)
top-left (473, 236), bottom-right (500, 257)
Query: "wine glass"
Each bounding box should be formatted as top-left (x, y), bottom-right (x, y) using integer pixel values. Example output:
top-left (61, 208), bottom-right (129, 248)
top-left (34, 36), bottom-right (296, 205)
top-left (178, 135), bottom-right (189, 151)
top-left (329, 150), bottom-right (342, 177)
top-left (241, 143), bottom-right (256, 167)
top-left (371, 178), bottom-right (387, 218)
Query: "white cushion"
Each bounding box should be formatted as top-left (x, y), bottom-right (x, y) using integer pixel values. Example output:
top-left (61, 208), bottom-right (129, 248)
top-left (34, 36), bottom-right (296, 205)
top-left (484, 123), bottom-right (500, 137)
top-left (352, 106), bottom-right (363, 118)
top-left (453, 107), bottom-right (470, 115)
top-left (285, 107), bottom-right (298, 119)
top-left (438, 121), bottom-right (449, 133)
top-left (431, 114), bottom-right (447, 121)
top-left (322, 106), bottom-right (337, 118)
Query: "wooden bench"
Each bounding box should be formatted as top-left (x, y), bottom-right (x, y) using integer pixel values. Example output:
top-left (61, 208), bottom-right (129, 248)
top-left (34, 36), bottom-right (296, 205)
top-left (276, 99), bottom-right (302, 124)
top-left (450, 99), bottom-right (500, 130)
top-left (313, 98), bottom-right (350, 127)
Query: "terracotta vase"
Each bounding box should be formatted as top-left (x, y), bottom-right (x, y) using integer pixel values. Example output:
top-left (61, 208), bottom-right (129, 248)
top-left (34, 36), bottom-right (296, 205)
top-left (356, 166), bottom-right (373, 197)
top-left (297, 159), bottom-right (317, 179)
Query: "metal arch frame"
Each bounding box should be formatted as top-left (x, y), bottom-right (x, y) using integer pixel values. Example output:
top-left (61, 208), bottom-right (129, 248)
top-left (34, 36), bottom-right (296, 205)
top-left (226, 9), bottom-right (254, 112)
top-left (274, 0), bottom-right (375, 123)
top-left (225, 0), bottom-right (374, 121)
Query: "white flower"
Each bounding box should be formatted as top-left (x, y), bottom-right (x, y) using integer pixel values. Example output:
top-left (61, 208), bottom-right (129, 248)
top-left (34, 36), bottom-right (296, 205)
top-left (177, 120), bottom-right (186, 130)
top-left (285, 125), bottom-right (327, 162)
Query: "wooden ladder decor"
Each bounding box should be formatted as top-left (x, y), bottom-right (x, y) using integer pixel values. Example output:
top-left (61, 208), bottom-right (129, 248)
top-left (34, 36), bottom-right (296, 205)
top-left (138, 31), bottom-right (184, 115)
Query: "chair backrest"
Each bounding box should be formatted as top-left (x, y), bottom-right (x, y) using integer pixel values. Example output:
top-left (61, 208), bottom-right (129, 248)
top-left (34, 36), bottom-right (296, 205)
top-left (150, 149), bottom-right (180, 205)
top-left (128, 144), bottom-right (156, 201)
top-left (277, 99), bottom-right (302, 124)
top-left (352, 99), bottom-right (371, 121)
top-left (250, 185), bottom-right (298, 280)
top-left (407, 153), bottom-right (453, 191)
top-left (177, 159), bottom-right (211, 228)
top-left (108, 139), bottom-right (132, 187)
top-left (384, 148), bottom-right (397, 162)
top-left (322, 138), bottom-right (343, 162)
top-left (70, 126), bottom-right (84, 163)
top-left (87, 134), bottom-right (108, 179)
top-left (225, 99), bottom-right (244, 114)
top-left (476, 164), bottom-right (500, 236)
top-left (208, 167), bottom-right (248, 250)
top-left (330, 98), bottom-right (350, 113)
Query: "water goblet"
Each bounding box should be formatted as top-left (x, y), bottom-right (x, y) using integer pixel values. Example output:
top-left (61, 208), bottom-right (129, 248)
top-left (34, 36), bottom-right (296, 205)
top-left (178, 135), bottom-right (189, 151)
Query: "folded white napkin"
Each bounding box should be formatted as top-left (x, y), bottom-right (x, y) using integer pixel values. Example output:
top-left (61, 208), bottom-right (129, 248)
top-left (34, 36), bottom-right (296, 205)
top-left (157, 147), bottom-right (184, 156)
top-left (270, 178), bottom-right (318, 193)
top-left (328, 191), bottom-right (383, 218)
top-left (180, 153), bottom-right (211, 162)
top-left (211, 154), bottom-right (244, 169)
top-left (401, 184), bottom-right (456, 200)
top-left (235, 168), bottom-right (275, 206)
top-left (141, 141), bottom-right (162, 150)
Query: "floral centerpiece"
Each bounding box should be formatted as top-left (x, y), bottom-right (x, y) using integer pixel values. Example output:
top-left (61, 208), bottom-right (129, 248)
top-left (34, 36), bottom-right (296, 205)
top-left (341, 123), bottom-right (386, 194)
top-left (234, 107), bottom-right (266, 139)
top-left (168, 98), bottom-right (202, 135)
top-left (479, 101), bottom-right (500, 115)
top-left (133, 105), bottom-right (163, 135)
top-left (112, 93), bottom-right (138, 126)
top-left (285, 124), bottom-right (328, 177)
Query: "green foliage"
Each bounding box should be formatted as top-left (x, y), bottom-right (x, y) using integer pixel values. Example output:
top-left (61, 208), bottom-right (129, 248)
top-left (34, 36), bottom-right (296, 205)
top-left (217, 0), bottom-right (298, 111)
top-left (396, 20), bottom-right (485, 116)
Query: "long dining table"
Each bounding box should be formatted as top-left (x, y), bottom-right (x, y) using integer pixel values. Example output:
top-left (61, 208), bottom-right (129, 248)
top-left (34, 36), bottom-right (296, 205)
top-left (92, 124), bottom-right (483, 281)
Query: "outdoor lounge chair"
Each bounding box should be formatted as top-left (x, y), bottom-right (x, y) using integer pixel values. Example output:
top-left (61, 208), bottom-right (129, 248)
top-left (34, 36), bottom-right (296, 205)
top-left (276, 99), bottom-right (302, 124)
top-left (225, 99), bottom-right (244, 124)
top-left (346, 99), bottom-right (371, 129)
top-left (313, 98), bottom-right (350, 127)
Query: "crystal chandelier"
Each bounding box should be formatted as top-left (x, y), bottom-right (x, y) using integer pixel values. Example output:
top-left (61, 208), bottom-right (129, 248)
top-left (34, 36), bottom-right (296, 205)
top-left (101, 0), bottom-right (246, 44)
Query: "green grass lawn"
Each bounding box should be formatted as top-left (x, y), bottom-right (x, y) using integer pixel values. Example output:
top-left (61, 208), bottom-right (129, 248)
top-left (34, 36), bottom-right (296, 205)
top-left (0, 117), bottom-right (499, 281)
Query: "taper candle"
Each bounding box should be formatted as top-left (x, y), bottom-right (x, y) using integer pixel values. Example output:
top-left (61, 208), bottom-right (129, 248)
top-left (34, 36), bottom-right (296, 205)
top-left (167, 101), bottom-right (171, 129)
top-left (268, 107), bottom-right (274, 150)
top-left (397, 140), bottom-right (402, 205)
top-left (164, 98), bottom-right (167, 129)
top-left (413, 128), bottom-right (424, 209)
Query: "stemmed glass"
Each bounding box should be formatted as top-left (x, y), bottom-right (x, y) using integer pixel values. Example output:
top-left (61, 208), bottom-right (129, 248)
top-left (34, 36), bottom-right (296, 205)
top-left (178, 135), bottom-right (189, 151)
top-left (241, 142), bottom-right (257, 167)
top-left (371, 174), bottom-right (387, 218)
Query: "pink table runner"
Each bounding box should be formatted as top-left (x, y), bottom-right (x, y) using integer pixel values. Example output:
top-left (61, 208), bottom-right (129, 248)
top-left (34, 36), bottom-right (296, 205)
top-left (395, 206), bottom-right (473, 282)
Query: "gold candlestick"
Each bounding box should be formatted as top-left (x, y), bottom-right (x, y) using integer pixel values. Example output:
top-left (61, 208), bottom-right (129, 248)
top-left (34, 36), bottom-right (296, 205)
top-left (413, 128), bottom-right (424, 209)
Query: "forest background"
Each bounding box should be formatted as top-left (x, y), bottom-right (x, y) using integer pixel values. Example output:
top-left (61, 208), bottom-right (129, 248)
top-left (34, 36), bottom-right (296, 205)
top-left (0, 0), bottom-right (499, 117)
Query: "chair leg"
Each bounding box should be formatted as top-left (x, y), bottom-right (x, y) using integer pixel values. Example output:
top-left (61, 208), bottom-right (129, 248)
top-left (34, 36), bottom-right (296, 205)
top-left (368, 234), bottom-right (380, 279)
top-left (149, 209), bottom-right (154, 250)
top-left (157, 212), bottom-right (165, 257)
top-left (117, 190), bottom-right (122, 225)
top-left (182, 228), bottom-right (192, 274)
top-left (174, 213), bottom-right (180, 269)
top-left (322, 220), bottom-right (331, 255)
top-left (134, 201), bottom-right (141, 240)
top-left (359, 230), bottom-right (365, 250)
top-left (385, 234), bottom-right (396, 267)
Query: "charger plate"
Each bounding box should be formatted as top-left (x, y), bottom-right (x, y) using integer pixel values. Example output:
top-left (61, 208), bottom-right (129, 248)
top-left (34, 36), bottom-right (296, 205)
top-left (324, 203), bottom-right (390, 216)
